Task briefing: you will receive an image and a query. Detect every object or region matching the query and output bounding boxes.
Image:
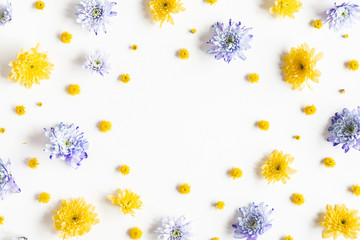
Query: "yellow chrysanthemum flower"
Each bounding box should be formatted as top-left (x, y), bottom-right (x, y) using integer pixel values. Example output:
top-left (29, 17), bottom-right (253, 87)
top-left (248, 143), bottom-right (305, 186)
top-left (120, 73), bottom-right (131, 83)
top-left (0, 216), bottom-right (4, 225)
top-left (129, 227), bottom-right (143, 239)
top-left (216, 201), bottom-right (225, 210)
top-left (38, 102), bottom-right (43, 107)
top-left (344, 34), bottom-right (349, 39)
top-left (323, 157), bottom-right (336, 168)
top-left (340, 89), bottom-right (346, 94)
top-left (38, 192), bottom-right (51, 203)
top-left (229, 168), bottom-right (242, 179)
top-left (99, 120), bottom-right (112, 132)
top-left (313, 20), bottom-right (323, 29)
top-left (35, 1), bottom-right (45, 10)
top-left (294, 135), bottom-right (301, 140)
top-left (304, 105), bottom-right (316, 115)
top-left (190, 28), bottom-right (196, 33)
top-left (148, 0), bottom-right (185, 27)
top-left (212, 238), bottom-right (220, 240)
top-left (8, 44), bottom-right (54, 88)
top-left (178, 183), bottom-right (191, 194)
top-left (131, 45), bottom-right (138, 51)
top-left (67, 84), bottom-right (80, 96)
top-left (348, 60), bottom-right (359, 71)
top-left (291, 193), bottom-right (305, 205)
top-left (262, 150), bottom-right (296, 184)
top-left (179, 48), bottom-right (189, 59)
top-left (61, 32), bottom-right (72, 44)
top-left (107, 189), bottom-right (143, 216)
top-left (258, 120), bottom-right (270, 131)
top-left (248, 73), bottom-right (259, 83)
top-left (119, 165), bottom-right (130, 175)
top-left (53, 198), bottom-right (99, 239)
top-left (352, 185), bottom-right (360, 196)
top-left (15, 105), bottom-right (26, 116)
top-left (270, 0), bottom-right (302, 18)
top-left (28, 158), bottom-right (39, 169)
top-left (320, 204), bottom-right (360, 239)
top-left (206, 0), bottom-right (217, 5)
top-left (284, 236), bottom-right (293, 240)
top-left (0, 128), bottom-right (5, 134)
top-left (282, 43), bottom-right (323, 91)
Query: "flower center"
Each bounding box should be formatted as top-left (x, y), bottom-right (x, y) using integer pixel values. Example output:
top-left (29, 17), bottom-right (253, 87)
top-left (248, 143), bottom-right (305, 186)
top-left (275, 165), bottom-right (281, 171)
top-left (163, 2), bottom-right (170, 10)
top-left (92, 7), bottom-right (102, 18)
top-left (341, 219), bottom-right (346, 225)
top-left (226, 36), bottom-right (235, 45)
top-left (300, 64), bottom-right (304, 70)
top-left (171, 229), bottom-right (182, 238)
top-left (92, 59), bottom-right (102, 69)
top-left (249, 219), bottom-right (258, 228)
top-left (0, 11), bottom-right (5, 20)
top-left (72, 216), bottom-right (78, 222)
top-left (345, 123), bottom-right (357, 135)
top-left (64, 140), bottom-right (72, 148)
top-left (29, 64), bottom-right (35, 69)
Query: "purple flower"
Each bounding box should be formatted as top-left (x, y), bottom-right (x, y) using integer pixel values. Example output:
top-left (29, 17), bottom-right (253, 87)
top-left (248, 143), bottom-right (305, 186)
top-left (75, 0), bottom-right (117, 35)
top-left (0, 1), bottom-right (12, 26)
top-left (327, 107), bottom-right (360, 153)
top-left (232, 202), bottom-right (273, 240)
top-left (44, 123), bottom-right (89, 169)
top-left (155, 216), bottom-right (192, 240)
top-left (325, 2), bottom-right (360, 32)
top-left (83, 50), bottom-right (110, 76)
top-left (207, 19), bottom-right (253, 63)
top-left (0, 158), bottom-right (21, 200)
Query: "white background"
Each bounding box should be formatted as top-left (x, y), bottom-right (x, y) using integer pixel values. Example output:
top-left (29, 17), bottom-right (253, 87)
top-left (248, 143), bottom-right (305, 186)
top-left (1, 0), bottom-right (360, 239)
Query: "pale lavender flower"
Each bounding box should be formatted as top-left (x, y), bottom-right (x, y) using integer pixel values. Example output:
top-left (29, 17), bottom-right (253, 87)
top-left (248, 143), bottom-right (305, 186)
top-left (155, 216), bottom-right (192, 240)
top-left (207, 19), bottom-right (253, 63)
top-left (232, 202), bottom-right (273, 240)
top-left (0, 1), bottom-right (12, 26)
top-left (327, 107), bottom-right (360, 153)
top-left (325, 2), bottom-right (360, 32)
top-left (83, 50), bottom-right (110, 76)
top-left (75, 0), bottom-right (117, 35)
top-left (0, 158), bottom-right (21, 200)
top-left (44, 123), bottom-right (89, 169)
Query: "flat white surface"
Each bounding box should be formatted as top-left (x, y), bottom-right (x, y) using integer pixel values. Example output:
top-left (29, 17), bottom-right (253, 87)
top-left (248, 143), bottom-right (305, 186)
top-left (1, 0), bottom-right (360, 239)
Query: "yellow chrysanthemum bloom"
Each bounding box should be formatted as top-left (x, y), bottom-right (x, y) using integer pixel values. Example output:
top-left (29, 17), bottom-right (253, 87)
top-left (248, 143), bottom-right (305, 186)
top-left (270, 0), bottom-right (302, 18)
top-left (131, 45), bottom-right (138, 51)
top-left (0, 216), bottom-right (4, 225)
top-left (179, 48), bottom-right (189, 59)
top-left (258, 120), bottom-right (270, 131)
top-left (178, 183), bottom-right (191, 194)
top-left (119, 165), bottom-right (130, 175)
top-left (206, 0), bottom-right (217, 5)
top-left (344, 34), bottom-right (349, 38)
top-left (0, 128), bottom-right (5, 134)
top-left (28, 158), bottom-right (39, 169)
top-left (229, 168), bottom-right (242, 179)
top-left (53, 198), bottom-right (99, 239)
top-left (216, 201), bottom-right (225, 210)
top-left (67, 84), bottom-right (80, 96)
top-left (38, 102), bottom-right (43, 107)
top-left (35, 1), bottom-right (45, 10)
top-left (313, 20), bottom-right (323, 29)
top-left (248, 73), bottom-right (259, 83)
top-left (148, 0), bottom-right (185, 27)
top-left (61, 32), bottom-right (72, 44)
top-left (212, 238), bottom-right (220, 240)
top-left (38, 192), bottom-right (51, 203)
top-left (320, 204), bottom-right (360, 239)
top-left (304, 105), bottom-right (317, 115)
top-left (190, 28), bottom-right (196, 33)
top-left (291, 193), bottom-right (305, 205)
top-left (8, 44), bottom-right (54, 88)
top-left (348, 60), bottom-right (359, 71)
top-left (352, 185), bottom-right (360, 196)
top-left (15, 105), bottom-right (26, 115)
top-left (340, 89), bottom-right (346, 94)
top-left (107, 189), bottom-right (143, 216)
top-left (294, 135), bottom-right (301, 140)
top-left (99, 120), bottom-right (112, 132)
top-left (282, 43), bottom-right (323, 91)
top-left (120, 73), bottom-right (131, 83)
top-left (129, 227), bottom-right (143, 239)
top-left (323, 157), bottom-right (336, 168)
top-left (262, 150), bottom-right (296, 184)
top-left (284, 236), bottom-right (293, 240)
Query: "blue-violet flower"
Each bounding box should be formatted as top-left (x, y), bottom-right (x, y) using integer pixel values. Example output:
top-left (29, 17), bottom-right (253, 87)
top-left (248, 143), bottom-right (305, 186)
top-left (155, 216), bottom-right (192, 240)
top-left (83, 50), bottom-right (110, 76)
top-left (0, 1), bottom-right (12, 26)
top-left (325, 2), bottom-right (360, 32)
top-left (0, 158), bottom-right (21, 200)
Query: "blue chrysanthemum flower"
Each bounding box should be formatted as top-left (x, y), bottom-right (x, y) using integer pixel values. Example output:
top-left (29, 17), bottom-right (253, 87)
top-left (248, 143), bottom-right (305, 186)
top-left (83, 50), bottom-right (110, 76)
top-left (0, 158), bottom-right (21, 200)
top-left (207, 19), bottom-right (253, 63)
top-left (0, 1), bottom-right (12, 26)
top-left (325, 2), bottom-right (360, 32)
top-left (44, 123), bottom-right (89, 169)
top-left (232, 202), bottom-right (274, 240)
top-left (75, 0), bottom-right (117, 35)
top-left (327, 107), bottom-right (360, 153)
top-left (155, 216), bottom-right (192, 240)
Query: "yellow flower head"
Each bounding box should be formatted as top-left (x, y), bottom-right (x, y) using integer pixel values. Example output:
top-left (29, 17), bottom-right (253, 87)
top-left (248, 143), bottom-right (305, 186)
top-left (248, 73), bottom-right (259, 83)
top-left (179, 48), bottom-right (189, 59)
top-left (282, 43), bottom-right (323, 91)
top-left (8, 44), bottom-right (54, 88)
top-left (119, 165), bottom-right (130, 175)
top-left (323, 157), bottom-right (336, 168)
top-left (294, 135), bottom-right (301, 140)
top-left (212, 238), bottom-right (220, 240)
top-left (229, 168), bottom-right (242, 179)
top-left (38, 192), bottom-right (51, 203)
top-left (270, 0), bottom-right (302, 18)
top-left (340, 89), bottom-right (346, 94)
top-left (262, 150), bottom-right (296, 184)
top-left (35, 1), bottom-right (45, 10)
top-left (206, 0), bottom-right (217, 5)
top-left (67, 84), bottom-right (81, 96)
top-left (313, 20), bottom-right (323, 29)
top-left (348, 60), bottom-right (359, 71)
top-left (120, 73), bottom-right (131, 83)
top-left (190, 28), bottom-right (196, 33)
top-left (38, 102), bottom-right (43, 107)
top-left (216, 201), bottom-right (225, 210)
top-left (28, 158), bottom-right (39, 169)
top-left (178, 183), bottom-right (191, 194)
top-left (99, 120), bottom-right (112, 132)
top-left (107, 189), bottom-right (143, 216)
top-left (0, 215), bottom-right (4, 225)
top-left (61, 32), bottom-right (72, 44)
top-left (129, 227), bottom-right (143, 240)
top-left (320, 204), bottom-right (360, 240)
top-left (0, 128), bottom-right (5, 134)
top-left (344, 34), bottom-right (349, 38)
top-left (53, 198), bottom-right (99, 239)
top-left (304, 105), bottom-right (317, 115)
top-left (15, 105), bottom-right (26, 116)
top-left (258, 120), bottom-right (270, 131)
top-left (131, 45), bottom-right (138, 51)
top-left (148, 0), bottom-right (185, 27)
top-left (352, 185), bottom-right (360, 196)
top-left (291, 193), bottom-right (305, 205)
top-left (284, 236), bottom-right (293, 240)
